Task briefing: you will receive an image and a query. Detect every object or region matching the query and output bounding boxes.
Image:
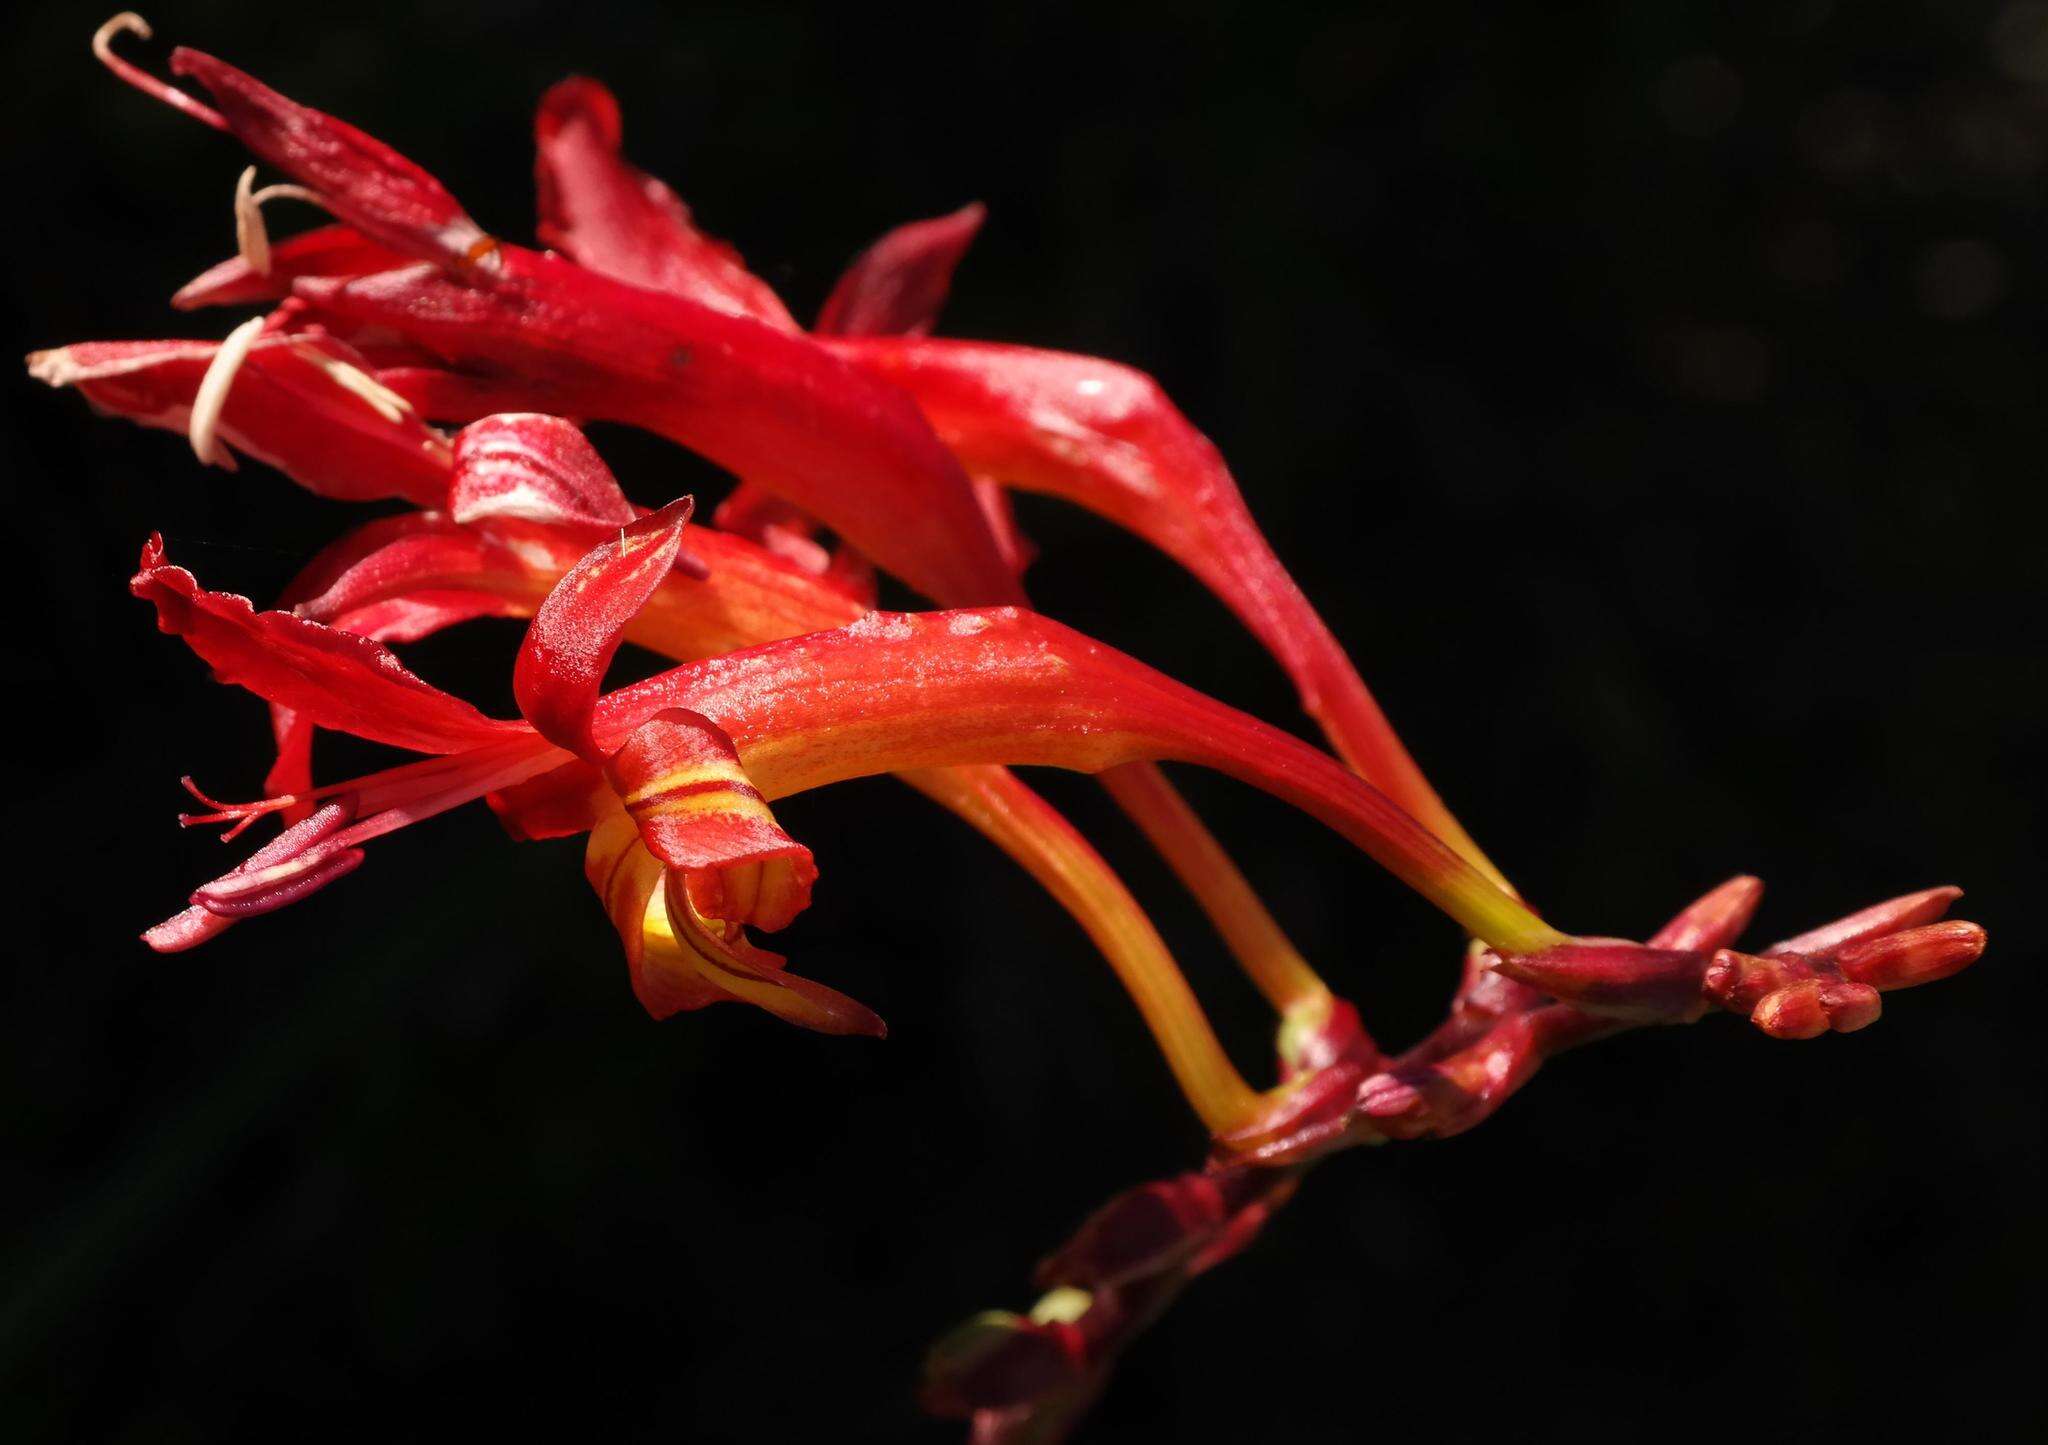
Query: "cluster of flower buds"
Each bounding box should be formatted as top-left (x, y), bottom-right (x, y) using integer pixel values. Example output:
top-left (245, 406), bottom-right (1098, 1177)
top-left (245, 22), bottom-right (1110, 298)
top-left (35, 17), bottom-right (1986, 1439)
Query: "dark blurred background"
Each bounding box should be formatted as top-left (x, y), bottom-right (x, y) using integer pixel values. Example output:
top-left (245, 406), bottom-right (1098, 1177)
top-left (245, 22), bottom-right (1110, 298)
top-left (3, 1), bottom-right (2041, 1439)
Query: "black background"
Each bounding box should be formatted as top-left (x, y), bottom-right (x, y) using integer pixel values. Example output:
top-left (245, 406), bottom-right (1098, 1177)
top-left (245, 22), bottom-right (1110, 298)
top-left (3, 1), bottom-right (2042, 1440)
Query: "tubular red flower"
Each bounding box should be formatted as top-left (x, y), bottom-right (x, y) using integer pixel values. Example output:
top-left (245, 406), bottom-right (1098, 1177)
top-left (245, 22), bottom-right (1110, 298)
top-left (293, 251), bottom-right (1025, 608)
top-left (99, 34), bottom-right (1017, 607)
top-left (135, 537), bottom-right (1557, 954)
top-left (819, 334), bottom-right (1501, 879)
top-left (589, 608), bottom-right (1556, 951)
top-left (276, 503), bottom-right (1273, 1126)
top-left (512, 501), bottom-right (820, 935)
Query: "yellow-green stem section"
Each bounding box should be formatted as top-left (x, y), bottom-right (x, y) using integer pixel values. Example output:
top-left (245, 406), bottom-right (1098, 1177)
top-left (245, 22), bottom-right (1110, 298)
top-left (900, 765), bottom-right (1264, 1135)
top-left (1098, 762), bottom-right (1330, 1015)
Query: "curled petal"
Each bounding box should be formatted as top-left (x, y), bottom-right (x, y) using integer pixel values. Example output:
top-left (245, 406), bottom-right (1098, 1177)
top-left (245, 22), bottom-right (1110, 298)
top-left (133, 536), bottom-right (514, 754)
top-left (513, 497), bottom-right (697, 759)
top-left (163, 46), bottom-right (492, 267)
top-left (607, 709), bottom-right (815, 932)
top-left (534, 78), bottom-right (796, 328)
top-left (585, 809), bottom-right (880, 1035)
top-left (450, 413), bottom-right (638, 529)
top-left (28, 334), bottom-right (450, 506)
top-left (816, 202), bottom-right (985, 338)
top-left (148, 801), bottom-right (358, 949)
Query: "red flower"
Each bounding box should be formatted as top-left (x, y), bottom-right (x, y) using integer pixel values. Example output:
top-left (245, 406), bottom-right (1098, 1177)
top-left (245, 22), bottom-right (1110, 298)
top-left (39, 19), bottom-right (1990, 1440)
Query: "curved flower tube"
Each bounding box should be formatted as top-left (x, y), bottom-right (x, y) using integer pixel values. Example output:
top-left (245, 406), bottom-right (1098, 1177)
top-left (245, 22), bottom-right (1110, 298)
top-left (83, 35), bottom-right (1469, 1029)
top-left (52, 25), bottom-right (1992, 1442)
top-left (134, 508), bottom-right (1558, 1128)
top-left (140, 57), bottom-right (1496, 886)
top-left (528, 76), bottom-right (1497, 880)
top-left (98, 35), bottom-right (1022, 610)
top-left (135, 527), bottom-right (1556, 954)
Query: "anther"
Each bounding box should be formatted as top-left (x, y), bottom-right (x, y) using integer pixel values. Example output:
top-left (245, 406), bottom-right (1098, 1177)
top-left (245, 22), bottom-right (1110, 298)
top-left (234, 165), bottom-right (330, 277)
top-left (93, 14), bottom-right (228, 132)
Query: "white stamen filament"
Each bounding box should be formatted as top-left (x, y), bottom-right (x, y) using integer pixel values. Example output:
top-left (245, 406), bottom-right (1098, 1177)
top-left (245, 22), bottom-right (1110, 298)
top-left (188, 316), bottom-right (267, 467)
top-left (233, 166), bottom-right (330, 277)
top-left (284, 340), bottom-right (416, 427)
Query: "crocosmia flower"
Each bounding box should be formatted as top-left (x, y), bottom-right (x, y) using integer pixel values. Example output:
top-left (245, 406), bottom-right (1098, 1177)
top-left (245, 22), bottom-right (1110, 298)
top-left (33, 16), bottom-right (1988, 1440)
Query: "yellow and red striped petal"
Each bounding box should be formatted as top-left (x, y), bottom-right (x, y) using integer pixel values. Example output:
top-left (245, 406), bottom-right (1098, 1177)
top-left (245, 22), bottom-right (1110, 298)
top-left (584, 808), bottom-right (879, 1035)
top-left (604, 709), bottom-right (815, 932)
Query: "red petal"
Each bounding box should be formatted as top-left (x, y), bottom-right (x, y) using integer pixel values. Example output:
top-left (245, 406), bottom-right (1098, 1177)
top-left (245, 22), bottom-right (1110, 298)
top-left (513, 498), bottom-right (696, 759)
top-left (173, 222), bottom-right (413, 310)
top-left (534, 78), bottom-right (797, 329)
top-left (134, 536), bottom-right (513, 754)
top-left (1767, 886), bottom-right (1961, 956)
top-left (291, 249), bottom-right (1024, 608)
top-left (606, 708), bottom-right (816, 931)
top-left (818, 335), bottom-right (1490, 873)
top-left (816, 202), bottom-right (985, 338)
top-left (584, 809), bottom-right (880, 1035)
top-left (1647, 875), bottom-right (1764, 952)
top-left (488, 759), bottom-right (611, 841)
top-left (591, 607), bottom-right (1557, 953)
top-left (167, 48), bottom-right (492, 267)
top-left (29, 335), bottom-right (450, 506)
top-left (711, 483), bottom-right (820, 557)
top-left (1835, 921), bottom-right (1986, 991)
top-left (450, 413), bottom-right (637, 528)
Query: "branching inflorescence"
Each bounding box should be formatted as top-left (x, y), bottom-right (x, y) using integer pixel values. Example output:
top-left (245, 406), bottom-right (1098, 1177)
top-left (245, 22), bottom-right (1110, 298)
top-left (35, 16), bottom-right (1987, 1439)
